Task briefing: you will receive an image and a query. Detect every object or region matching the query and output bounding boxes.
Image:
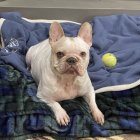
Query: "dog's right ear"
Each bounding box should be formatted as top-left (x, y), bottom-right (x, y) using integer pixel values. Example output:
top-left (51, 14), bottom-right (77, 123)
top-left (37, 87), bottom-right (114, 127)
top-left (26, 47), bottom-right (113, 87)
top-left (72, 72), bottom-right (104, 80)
top-left (49, 22), bottom-right (65, 44)
top-left (78, 22), bottom-right (92, 47)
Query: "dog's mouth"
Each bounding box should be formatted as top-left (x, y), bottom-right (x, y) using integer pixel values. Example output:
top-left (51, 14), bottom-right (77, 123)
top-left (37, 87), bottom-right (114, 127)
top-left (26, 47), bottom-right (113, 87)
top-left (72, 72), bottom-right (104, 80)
top-left (54, 61), bottom-right (85, 76)
top-left (63, 63), bottom-right (85, 76)
top-left (65, 66), bottom-right (79, 75)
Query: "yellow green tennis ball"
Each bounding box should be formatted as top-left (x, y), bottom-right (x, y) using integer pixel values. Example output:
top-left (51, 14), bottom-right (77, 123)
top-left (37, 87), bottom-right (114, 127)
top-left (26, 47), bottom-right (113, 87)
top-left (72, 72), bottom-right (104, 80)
top-left (102, 53), bottom-right (117, 68)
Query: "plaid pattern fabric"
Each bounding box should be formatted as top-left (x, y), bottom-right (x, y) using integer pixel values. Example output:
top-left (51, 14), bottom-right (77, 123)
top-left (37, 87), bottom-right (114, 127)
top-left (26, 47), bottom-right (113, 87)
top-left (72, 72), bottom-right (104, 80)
top-left (0, 63), bottom-right (140, 140)
top-left (0, 12), bottom-right (140, 140)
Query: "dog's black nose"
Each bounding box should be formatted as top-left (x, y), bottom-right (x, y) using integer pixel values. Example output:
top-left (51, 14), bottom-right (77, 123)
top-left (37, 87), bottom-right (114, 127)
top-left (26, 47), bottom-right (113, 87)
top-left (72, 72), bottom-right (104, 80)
top-left (66, 57), bottom-right (77, 65)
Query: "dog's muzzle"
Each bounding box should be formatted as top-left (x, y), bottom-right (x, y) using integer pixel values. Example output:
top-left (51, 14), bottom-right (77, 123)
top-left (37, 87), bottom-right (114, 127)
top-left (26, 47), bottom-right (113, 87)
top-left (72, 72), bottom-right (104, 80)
top-left (65, 57), bottom-right (82, 75)
top-left (66, 57), bottom-right (78, 65)
top-left (55, 56), bottom-right (85, 76)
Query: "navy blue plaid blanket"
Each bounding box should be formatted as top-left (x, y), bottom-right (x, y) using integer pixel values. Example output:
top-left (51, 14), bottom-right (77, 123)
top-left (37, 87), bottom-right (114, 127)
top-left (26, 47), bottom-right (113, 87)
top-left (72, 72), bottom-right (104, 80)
top-left (0, 12), bottom-right (140, 139)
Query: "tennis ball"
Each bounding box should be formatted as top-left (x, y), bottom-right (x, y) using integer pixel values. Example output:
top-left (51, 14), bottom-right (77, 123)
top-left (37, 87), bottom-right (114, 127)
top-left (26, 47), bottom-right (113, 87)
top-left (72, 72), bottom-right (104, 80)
top-left (102, 53), bottom-right (117, 68)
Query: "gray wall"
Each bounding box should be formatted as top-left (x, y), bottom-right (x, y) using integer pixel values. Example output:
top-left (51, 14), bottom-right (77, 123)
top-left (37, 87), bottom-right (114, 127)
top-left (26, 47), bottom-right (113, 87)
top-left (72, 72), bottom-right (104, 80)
top-left (0, 0), bottom-right (140, 22)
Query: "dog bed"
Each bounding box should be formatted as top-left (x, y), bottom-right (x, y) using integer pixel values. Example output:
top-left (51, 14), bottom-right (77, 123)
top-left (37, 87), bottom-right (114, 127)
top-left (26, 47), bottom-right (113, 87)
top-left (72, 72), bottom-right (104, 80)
top-left (0, 12), bottom-right (140, 140)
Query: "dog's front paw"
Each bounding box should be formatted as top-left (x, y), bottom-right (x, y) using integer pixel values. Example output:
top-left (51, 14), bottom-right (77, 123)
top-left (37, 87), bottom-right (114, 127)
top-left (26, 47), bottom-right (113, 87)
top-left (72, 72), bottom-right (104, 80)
top-left (55, 108), bottom-right (70, 126)
top-left (91, 108), bottom-right (104, 125)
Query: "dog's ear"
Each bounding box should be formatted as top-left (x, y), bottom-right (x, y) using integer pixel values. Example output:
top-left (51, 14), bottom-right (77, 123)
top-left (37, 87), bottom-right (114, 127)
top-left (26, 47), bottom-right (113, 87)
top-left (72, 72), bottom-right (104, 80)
top-left (49, 22), bottom-right (64, 44)
top-left (78, 22), bottom-right (92, 47)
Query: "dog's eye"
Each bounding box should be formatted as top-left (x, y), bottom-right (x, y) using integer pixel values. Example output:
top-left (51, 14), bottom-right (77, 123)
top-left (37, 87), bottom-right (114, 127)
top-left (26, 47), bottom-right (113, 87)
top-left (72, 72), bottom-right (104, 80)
top-left (80, 52), bottom-right (86, 57)
top-left (56, 52), bottom-right (64, 59)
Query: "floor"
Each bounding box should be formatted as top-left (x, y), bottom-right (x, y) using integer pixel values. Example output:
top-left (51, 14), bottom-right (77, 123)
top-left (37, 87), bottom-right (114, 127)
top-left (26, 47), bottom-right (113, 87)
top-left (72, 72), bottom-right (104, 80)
top-left (27, 134), bottom-right (140, 140)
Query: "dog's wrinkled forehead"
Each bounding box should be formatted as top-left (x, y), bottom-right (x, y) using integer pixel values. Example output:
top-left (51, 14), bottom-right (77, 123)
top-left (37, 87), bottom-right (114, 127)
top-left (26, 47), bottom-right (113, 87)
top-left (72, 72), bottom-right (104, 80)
top-left (49, 21), bottom-right (92, 60)
top-left (52, 36), bottom-right (89, 55)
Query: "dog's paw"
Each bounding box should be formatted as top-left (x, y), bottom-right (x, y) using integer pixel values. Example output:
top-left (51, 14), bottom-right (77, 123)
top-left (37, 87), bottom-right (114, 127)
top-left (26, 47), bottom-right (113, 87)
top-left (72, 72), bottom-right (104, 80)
top-left (91, 108), bottom-right (104, 125)
top-left (55, 108), bottom-right (70, 126)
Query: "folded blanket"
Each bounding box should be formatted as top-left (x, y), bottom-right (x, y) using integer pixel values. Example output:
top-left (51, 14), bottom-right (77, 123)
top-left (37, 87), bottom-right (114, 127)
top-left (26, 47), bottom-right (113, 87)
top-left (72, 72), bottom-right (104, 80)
top-left (0, 12), bottom-right (140, 140)
top-left (91, 14), bottom-right (140, 93)
top-left (0, 63), bottom-right (140, 140)
top-left (1, 12), bottom-right (140, 93)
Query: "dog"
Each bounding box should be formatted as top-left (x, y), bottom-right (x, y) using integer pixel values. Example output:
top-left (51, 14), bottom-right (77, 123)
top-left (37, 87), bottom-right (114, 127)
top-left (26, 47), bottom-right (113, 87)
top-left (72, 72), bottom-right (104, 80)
top-left (26, 22), bottom-right (104, 126)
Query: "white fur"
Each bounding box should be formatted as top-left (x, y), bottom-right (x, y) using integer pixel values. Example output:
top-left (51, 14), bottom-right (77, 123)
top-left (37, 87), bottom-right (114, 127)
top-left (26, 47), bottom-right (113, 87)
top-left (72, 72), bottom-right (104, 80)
top-left (26, 22), bottom-right (104, 126)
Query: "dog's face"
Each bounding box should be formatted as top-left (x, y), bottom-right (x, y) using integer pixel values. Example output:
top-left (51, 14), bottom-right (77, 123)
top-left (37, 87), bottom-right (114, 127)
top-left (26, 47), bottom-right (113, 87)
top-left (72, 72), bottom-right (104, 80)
top-left (49, 22), bottom-right (92, 76)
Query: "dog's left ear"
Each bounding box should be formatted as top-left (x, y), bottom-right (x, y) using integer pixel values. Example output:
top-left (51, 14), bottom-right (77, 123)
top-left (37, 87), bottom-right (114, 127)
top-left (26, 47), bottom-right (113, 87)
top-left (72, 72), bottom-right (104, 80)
top-left (49, 22), bottom-right (65, 44)
top-left (78, 22), bottom-right (92, 47)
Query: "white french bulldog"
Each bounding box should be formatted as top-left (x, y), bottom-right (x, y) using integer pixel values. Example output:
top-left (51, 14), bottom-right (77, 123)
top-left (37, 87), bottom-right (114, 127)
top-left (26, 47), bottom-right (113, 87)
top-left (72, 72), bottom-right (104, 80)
top-left (26, 22), bottom-right (104, 126)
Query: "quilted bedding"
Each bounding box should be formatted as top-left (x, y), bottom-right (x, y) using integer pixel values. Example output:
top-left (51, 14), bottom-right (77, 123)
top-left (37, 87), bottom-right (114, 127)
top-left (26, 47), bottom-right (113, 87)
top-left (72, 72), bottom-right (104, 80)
top-left (0, 12), bottom-right (140, 140)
